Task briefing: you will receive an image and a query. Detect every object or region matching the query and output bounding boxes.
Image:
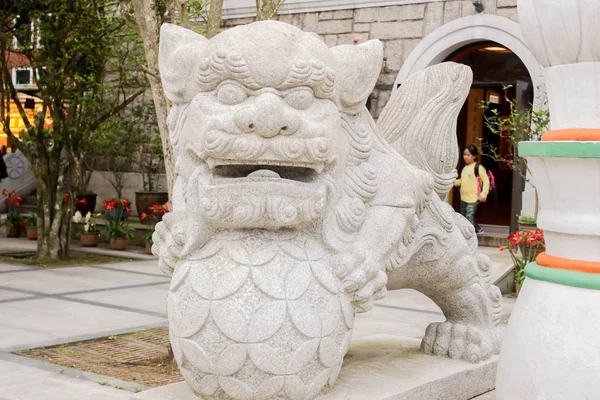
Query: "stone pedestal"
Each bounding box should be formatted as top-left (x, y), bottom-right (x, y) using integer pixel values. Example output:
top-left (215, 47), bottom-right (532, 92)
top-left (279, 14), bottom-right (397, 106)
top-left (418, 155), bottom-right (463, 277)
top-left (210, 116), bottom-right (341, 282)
top-left (134, 335), bottom-right (497, 400)
top-left (496, 1), bottom-right (600, 398)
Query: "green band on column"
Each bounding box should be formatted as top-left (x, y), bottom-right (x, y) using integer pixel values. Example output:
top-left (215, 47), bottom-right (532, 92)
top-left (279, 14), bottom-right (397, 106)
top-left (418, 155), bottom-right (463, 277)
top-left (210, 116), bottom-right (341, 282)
top-left (525, 262), bottom-right (600, 290)
top-left (519, 141), bottom-right (600, 158)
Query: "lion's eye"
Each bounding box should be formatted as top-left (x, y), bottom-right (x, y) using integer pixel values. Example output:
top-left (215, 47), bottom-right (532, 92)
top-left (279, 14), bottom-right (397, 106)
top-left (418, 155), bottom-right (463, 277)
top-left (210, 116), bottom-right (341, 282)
top-left (284, 89), bottom-right (314, 110)
top-left (217, 83), bottom-right (248, 105)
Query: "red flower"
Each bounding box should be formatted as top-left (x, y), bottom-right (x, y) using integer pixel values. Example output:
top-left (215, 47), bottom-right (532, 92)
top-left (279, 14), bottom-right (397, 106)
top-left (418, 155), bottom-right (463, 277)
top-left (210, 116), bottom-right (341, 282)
top-left (77, 197), bottom-right (88, 205)
top-left (525, 231), bottom-right (536, 245)
top-left (162, 202), bottom-right (169, 213)
top-left (63, 193), bottom-right (69, 202)
top-left (2, 189), bottom-right (7, 196)
top-left (140, 212), bottom-right (147, 221)
top-left (499, 245), bottom-right (506, 252)
top-left (120, 198), bottom-right (129, 208)
top-left (149, 203), bottom-right (162, 213)
top-left (509, 231), bottom-right (523, 247)
top-left (533, 228), bottom-right (544, 242)
top-left (19, 219), bottom-right (24, 227)
top-left (103, 198), bottom-right (118, 211)
top-left (125, 206), bottom-right (131, 214)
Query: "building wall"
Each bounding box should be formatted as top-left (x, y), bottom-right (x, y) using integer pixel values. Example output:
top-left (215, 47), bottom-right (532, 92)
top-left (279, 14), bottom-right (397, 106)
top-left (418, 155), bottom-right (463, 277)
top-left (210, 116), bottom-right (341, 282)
top-left (222, 0), bottom-right (518, 117)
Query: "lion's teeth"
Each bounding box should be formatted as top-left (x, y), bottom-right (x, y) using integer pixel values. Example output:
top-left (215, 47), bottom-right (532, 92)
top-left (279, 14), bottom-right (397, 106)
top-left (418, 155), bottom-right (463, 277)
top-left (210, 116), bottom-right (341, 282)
top-left (247, 169), bottom-right (281, 179)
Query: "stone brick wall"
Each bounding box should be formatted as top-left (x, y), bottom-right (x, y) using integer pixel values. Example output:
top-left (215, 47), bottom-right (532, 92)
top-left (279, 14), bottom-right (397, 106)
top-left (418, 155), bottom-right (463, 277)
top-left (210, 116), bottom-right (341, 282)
top-left (223, 0), bottom-right (518, 117)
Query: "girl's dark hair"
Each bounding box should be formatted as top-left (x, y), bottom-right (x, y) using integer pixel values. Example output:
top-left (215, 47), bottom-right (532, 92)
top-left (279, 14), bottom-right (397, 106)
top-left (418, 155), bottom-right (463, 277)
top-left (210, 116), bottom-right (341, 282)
top-left (465, 144), bottom-right (479, 159)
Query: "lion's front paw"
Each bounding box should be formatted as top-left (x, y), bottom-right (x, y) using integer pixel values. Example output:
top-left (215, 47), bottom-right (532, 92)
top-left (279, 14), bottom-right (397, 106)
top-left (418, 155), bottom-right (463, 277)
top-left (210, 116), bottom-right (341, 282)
top-left (152, 213), bottom-right (187, 276)
top-left (421, 322), bottom-right (496, 363)
top-left (342, 257), bottom-right (388, 313)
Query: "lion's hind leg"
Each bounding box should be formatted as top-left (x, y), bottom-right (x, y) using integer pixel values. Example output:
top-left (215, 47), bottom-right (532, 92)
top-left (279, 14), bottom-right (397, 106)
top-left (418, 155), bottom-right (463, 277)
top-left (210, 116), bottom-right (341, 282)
top-left (394, 237), bottom-right (502, 363)
top-left (418, 251), bottom-right (502, 363)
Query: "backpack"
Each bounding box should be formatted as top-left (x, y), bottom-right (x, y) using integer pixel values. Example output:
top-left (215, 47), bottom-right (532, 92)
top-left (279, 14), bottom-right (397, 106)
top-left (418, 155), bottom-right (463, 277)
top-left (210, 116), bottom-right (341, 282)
top-left (474, 164), bottom-right (495, 196)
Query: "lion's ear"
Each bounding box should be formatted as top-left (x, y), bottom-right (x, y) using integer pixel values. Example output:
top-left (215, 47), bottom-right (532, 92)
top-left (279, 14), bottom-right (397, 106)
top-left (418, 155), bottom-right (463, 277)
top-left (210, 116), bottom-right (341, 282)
top-left (159, 23), bottom-right (208, 104)
top-left (330, 40), bottom-right (383, 113)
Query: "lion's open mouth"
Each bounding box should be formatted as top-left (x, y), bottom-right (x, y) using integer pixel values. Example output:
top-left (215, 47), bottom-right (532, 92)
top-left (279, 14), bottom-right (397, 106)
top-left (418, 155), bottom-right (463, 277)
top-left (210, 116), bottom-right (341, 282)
top-left (213, 164), bottom-right (318, 183)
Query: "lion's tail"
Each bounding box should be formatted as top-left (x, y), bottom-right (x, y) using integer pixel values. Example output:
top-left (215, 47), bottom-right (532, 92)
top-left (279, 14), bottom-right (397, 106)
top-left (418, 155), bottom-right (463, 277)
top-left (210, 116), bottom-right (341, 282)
top-left (377, 62), bottom-right (473, 200)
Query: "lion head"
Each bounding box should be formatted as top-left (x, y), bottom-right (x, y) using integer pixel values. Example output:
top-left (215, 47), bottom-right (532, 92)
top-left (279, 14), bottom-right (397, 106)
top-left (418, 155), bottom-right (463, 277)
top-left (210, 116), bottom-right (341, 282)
top-left (159, 21), bottom-right (383, 234)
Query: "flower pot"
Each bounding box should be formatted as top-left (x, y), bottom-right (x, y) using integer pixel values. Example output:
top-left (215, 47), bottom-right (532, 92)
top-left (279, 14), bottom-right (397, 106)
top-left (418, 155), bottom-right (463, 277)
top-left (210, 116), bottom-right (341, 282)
top-left (26, 226), bottom-right (38, 240)
top-left (135, 192), bottom-right (169, 223)
top-left (75, 193), bottom-right (97, 217)
top-left (6, 225), bottom-right (22, 238)
top-left (518, 221), bottom-right (537, 232)
top-left (145, 241), bottom-right (153, 255)
top-left (110, 237), bottom-right (127, 251)
top-left (80, 232), bottom-right (99, 247)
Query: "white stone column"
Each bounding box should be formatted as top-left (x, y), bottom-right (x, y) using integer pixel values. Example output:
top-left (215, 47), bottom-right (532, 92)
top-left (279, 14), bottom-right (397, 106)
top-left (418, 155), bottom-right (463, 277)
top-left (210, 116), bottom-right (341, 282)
top-left (496, 1), bottom-right (600, 398)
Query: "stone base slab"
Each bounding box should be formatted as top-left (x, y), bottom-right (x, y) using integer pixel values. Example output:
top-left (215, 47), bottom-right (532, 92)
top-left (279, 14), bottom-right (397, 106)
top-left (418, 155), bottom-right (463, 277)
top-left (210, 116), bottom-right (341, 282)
top-left (133, 334), bottom-right (497, 400)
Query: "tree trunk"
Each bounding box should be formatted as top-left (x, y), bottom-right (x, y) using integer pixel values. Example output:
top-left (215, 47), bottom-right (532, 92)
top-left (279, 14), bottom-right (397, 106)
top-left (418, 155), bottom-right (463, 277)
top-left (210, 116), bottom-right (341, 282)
top-left (256, 0), bottom-right (285, 20)
top-left (131, 0), bottom-right (175, 199)
top-left (35, 171), bottom-right (69, 260)
top-left (207, 0), bottom-right (224, 38)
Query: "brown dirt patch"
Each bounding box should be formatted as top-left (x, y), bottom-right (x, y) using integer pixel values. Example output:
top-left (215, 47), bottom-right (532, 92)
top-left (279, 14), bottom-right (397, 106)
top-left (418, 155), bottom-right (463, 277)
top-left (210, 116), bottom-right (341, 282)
top-left (0, 251), bottom-right (131, 267)
top-left (16, 327), bottom-right (183, 387)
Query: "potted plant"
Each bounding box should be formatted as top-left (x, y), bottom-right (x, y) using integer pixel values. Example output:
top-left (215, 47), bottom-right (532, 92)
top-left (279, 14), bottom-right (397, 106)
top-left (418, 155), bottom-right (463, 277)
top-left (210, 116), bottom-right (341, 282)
top-left (25, 215), bottom-right (38, 240)
top-left (3, 189), bottom-right (24, 237)
top-left (500, 228), bottom-right (545, 295)
top-left (100, 198), bottom-right (134, 250)
top-left (74, 192), bottom-right (98, 217)
top-left (518, 216), bottom-right (537, 232)
top-left (136, 132), bottom-right (168, 223)
top-left (481, 85), bottom-right (550, 227)
top-left (140, 202), bottom-right (169, 255)
top-left (73, 211), bottom-right (101, 247)
top-left (103, 197), bottom-right (131, 221)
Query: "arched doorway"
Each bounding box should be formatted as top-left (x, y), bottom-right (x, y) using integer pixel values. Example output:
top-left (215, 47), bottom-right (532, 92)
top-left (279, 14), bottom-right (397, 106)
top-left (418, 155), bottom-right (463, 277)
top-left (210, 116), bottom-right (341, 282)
top-left (395, 14), bottom-right (543, 230)
top-left (448, 42), bottom-right (533, 228)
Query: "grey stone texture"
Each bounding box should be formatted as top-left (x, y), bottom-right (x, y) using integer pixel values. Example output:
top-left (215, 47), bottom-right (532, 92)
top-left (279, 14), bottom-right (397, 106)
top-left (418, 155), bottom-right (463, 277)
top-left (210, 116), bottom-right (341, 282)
top-left (267, 0), bottom-right (521, 118)
top-left (155, 20), bottom-right (503, 400)
top-left (134, 336), bottom-right (498, 400)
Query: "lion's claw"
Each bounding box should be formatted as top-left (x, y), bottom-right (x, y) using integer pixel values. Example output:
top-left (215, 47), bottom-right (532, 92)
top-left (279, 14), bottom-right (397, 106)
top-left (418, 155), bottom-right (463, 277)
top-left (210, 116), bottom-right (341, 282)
top-left (421, 322), bottom-right (494, 363)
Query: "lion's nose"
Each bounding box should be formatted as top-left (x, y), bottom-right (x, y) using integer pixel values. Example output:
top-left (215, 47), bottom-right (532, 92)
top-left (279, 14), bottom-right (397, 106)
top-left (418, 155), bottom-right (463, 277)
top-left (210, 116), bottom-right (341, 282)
top-left (234, 93), bottom-right (298, 138)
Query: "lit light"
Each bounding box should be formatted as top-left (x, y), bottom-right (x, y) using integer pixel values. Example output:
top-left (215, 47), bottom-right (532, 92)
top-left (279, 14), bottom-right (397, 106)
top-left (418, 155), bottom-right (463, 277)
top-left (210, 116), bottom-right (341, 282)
top-left (481, 46), bottom-right (510, 53)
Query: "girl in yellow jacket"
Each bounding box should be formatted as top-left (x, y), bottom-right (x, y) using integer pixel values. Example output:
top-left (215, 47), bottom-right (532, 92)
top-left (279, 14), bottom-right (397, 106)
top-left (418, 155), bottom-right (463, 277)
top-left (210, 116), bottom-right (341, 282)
top-left (454, 145), bottom-right (489, 235)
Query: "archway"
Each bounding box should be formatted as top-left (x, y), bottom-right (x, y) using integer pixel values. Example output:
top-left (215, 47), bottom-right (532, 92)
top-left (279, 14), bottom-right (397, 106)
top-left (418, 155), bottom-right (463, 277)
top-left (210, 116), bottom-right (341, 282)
top-left (395, 14), bottom-right (543, 93)
top-left (449, 42), bottom-right (533, 229)
top-left (395, 15), bottom-right (543, 231)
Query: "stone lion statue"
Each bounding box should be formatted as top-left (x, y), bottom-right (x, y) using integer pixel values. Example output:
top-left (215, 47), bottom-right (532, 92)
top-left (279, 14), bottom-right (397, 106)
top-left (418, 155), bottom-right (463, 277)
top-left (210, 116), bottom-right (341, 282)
top-left (153, 20), bottom-right (502, 400)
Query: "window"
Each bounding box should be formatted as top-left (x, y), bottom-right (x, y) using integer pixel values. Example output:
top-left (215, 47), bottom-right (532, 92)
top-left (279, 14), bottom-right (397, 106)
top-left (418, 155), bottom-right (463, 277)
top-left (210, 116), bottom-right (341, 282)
top-left (12, 68), bottom-right (35, 88)
top-left (15, 69), bottom-right (31, 85)
top-left (11, 17), bottom-right (37, 50)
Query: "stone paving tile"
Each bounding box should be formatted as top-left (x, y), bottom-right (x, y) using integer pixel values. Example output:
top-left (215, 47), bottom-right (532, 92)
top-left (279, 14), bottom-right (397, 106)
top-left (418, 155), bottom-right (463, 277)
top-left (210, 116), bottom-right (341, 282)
top-left (0, 263), bottom-right (167, 295)
top-left (0, 297), bottom-right (165, 351)
top-left (0, 359), bottom-right (132, 400)
top-left (0, 288), bottom-right (35, 301)
top-left (64, 283), bottom-right (169, 316)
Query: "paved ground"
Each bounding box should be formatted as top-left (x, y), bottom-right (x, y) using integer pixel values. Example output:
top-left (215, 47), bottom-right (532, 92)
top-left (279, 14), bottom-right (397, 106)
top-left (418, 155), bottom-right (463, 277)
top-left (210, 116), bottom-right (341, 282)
top-left (0, 238), bottom-right (513, 399)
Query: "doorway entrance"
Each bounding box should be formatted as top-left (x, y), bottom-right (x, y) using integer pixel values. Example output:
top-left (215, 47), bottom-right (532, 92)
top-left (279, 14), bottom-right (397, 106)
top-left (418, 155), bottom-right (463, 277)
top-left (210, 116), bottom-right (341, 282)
top-left (447, 42), bottom-right (533, 229)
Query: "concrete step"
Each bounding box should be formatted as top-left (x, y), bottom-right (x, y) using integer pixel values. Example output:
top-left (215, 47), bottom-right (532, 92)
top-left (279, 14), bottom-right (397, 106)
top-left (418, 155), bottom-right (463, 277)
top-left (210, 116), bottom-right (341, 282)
top-left (477, 224), bottom-right (509, 248)
top-left (478, 233), bottom-right (508, 248)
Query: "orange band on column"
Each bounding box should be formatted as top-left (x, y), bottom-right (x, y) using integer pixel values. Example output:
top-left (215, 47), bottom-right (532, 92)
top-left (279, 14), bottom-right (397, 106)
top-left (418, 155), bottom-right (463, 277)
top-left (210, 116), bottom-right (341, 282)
top-left (536, 253), bottom-right (600, 274)
top-left (542, 129), bottom-right (600, 141)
